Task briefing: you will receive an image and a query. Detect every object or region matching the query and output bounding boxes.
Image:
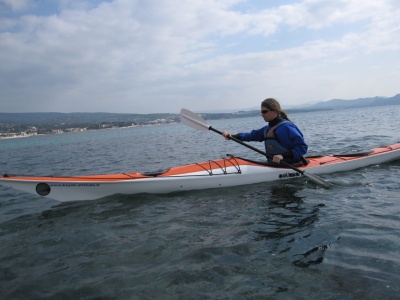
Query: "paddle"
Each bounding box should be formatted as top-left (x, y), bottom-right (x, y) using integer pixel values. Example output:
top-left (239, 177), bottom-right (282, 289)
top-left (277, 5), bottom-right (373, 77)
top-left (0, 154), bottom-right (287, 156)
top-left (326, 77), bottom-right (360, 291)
top-left (180, 108), bottom-right (333, 188)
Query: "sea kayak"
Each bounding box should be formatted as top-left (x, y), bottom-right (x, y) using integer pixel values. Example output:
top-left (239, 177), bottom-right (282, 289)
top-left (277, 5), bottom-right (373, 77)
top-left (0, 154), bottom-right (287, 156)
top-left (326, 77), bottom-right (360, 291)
top-left (1, 144), bottom-right (400, 202)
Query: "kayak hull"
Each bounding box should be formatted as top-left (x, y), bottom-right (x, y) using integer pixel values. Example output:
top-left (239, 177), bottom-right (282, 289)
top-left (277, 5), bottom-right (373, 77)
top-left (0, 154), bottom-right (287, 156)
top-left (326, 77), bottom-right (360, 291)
top-left (1, 144), bottom-right (400, 202)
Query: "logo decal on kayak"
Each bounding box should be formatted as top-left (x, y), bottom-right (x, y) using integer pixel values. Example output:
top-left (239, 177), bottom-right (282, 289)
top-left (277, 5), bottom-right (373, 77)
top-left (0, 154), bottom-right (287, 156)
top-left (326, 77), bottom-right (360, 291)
top-left (279, 172), bottom-right (301, 179)
top-left (50, 183), bottom-right (100, 187)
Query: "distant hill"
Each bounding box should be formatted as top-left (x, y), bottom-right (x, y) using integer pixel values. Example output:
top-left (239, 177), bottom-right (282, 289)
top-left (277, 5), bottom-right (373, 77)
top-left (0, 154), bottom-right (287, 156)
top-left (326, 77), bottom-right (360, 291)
top-left (1, 94), bottom-right (399, 130)
top-left (304, 94), bottom-right (400, 110)
top-left (0, 112), bottom-right (180, 135)
top-left (0, 112), bottom-right (179, 125)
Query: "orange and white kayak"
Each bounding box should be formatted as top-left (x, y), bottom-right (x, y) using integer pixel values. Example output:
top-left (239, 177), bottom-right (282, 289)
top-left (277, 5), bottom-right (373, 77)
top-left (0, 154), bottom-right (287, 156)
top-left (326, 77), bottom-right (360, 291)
top-left (1, 144), bottom-right (400, 202)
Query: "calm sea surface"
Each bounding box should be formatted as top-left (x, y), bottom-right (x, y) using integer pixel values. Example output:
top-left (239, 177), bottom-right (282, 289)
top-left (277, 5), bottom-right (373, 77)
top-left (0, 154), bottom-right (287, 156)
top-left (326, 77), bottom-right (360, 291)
top-left (1, 106), bottom-right (400, 299)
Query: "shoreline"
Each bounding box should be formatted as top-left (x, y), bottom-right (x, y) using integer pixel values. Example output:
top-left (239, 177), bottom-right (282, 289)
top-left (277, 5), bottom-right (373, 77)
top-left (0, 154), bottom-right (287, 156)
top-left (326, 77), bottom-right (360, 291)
top-left (0, 122), bottom-right (177, 141)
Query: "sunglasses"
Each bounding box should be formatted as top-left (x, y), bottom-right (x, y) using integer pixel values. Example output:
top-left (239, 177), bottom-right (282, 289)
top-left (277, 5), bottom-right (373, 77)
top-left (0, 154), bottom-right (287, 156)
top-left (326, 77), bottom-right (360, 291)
top-left (261, 109), bottom-right (271, 114)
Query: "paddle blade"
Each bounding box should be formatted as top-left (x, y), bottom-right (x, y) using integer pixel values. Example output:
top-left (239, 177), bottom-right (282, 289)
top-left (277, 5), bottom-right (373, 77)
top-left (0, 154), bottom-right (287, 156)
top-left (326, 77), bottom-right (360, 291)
top-left (180, 108), bottom-right (210, 131)
top-left (303, 172), bottom-right (334, 188)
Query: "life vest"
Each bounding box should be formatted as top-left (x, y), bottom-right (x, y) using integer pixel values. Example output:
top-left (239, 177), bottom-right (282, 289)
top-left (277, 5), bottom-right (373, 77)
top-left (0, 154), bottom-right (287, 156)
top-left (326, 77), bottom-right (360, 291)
top-left (263, 120), bottom-right (290, 156)
top-left (263, 120), bottom-right (309, 166)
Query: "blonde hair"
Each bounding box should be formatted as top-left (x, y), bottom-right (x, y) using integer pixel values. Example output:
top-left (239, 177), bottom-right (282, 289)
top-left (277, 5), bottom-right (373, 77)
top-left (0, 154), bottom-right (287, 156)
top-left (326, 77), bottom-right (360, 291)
top-left (261, 98), bottom-right (290, 121)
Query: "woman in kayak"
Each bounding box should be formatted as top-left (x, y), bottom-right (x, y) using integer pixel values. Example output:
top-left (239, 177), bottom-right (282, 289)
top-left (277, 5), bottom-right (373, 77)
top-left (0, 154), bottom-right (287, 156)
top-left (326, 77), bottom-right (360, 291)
top-left (222, 98), bottom-right (308, 165)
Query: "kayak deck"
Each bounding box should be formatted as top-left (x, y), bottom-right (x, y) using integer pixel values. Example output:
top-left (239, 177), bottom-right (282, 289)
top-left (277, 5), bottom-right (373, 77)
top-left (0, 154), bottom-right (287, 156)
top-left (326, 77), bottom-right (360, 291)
top-left (4, 144), bottom-right (399, 181)
top-left (1, 143), bottom-right (400, 201)
top-left (2, 156), bottom-right (253, 182)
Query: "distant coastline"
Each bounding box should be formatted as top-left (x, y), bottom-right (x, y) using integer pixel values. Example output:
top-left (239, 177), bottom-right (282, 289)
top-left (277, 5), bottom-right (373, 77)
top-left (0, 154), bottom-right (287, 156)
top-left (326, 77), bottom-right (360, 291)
top-left (1, 94), bottom-right (399, 139)
top-left (0, 121), bottom-right (177, 140)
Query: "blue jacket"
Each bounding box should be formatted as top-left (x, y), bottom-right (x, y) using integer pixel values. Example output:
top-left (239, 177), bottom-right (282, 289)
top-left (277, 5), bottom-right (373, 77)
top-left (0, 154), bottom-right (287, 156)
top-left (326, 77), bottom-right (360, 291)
top-left (236, 121), bottom-right (308, 161)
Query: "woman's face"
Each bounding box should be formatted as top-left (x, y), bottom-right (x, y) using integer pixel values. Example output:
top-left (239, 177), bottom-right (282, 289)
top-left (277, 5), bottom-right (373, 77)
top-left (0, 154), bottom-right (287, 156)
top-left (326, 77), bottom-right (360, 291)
top-left (261, 106), bottom-right (278, 122)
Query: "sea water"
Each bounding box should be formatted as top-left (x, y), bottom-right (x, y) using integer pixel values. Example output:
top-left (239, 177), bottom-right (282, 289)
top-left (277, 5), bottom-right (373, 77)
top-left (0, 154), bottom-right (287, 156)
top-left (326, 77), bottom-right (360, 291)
top-left (0, 106), bottom-right (400, 299)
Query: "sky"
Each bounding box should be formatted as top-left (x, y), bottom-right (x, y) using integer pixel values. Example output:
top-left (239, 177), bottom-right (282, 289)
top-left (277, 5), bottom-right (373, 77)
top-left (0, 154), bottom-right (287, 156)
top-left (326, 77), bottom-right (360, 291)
top-left (0, 0), bottom-right (399, 113)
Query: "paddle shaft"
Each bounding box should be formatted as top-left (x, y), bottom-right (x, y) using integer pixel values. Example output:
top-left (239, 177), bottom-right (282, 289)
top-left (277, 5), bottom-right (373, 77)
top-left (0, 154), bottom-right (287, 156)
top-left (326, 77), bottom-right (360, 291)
top-left (209, 126), bottom-right (305, 175)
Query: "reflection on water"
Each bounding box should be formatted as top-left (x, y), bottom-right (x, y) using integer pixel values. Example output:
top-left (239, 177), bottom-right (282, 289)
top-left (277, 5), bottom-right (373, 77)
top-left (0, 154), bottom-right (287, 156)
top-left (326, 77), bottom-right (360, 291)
top-left (292, 243), bottom-right (331, 268)
top-left (254, 185), bottom-right (314, 241)
top-left (252, 184), bottom-right (332, 267)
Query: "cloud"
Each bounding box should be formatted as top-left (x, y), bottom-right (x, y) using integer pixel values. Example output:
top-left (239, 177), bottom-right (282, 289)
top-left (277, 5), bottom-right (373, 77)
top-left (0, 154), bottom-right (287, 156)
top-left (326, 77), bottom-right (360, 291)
top-left (0, 0), bottom-right (399, 113)
top-left (0, 0), bottom-right (30, 12)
